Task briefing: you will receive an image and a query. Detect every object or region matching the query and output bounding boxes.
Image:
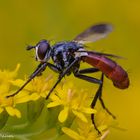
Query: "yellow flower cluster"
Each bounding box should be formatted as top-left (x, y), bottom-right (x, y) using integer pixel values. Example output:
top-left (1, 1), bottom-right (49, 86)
top-left (47, 83), bottom-right (110, 139)
top-left (0, 64), bottom-right (112, 140)
top-left (47, 85), bottom-right (96, 123)
top-left (62, 122), bottom-right (109, 140)
top-left (0, 64), bottom-right (30, 118)
top-left (0, 65), bottom-right (53, 118)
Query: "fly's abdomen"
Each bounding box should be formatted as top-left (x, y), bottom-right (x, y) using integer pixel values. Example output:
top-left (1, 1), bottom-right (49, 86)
top-left (108, 65), bottom-right (129, 89)
top-left (82, 52), bottom-right (129, 89)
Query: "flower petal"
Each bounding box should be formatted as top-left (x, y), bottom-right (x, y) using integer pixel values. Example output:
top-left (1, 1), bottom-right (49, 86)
top-left (47, 101), bottom-right (62, 108)
top-left (5, 107), bottom-right (14, 116)
top-left (15, 92), bottom-right (31, 104)
top-left (50, 94), bottom-right (61, 101)
top-left (0, 84), bottom-right (9, 94)
top-left (72, 110), bottom-right (88, 123)
top-left (98, 125), bottom-right (108, 132)
top-left (0, 108), bottom-right (4, 113)
top-left (10, 79), bottom-right (24, 87)
top-left (62, 127), bottom-right (84, 140)
top-left (14, 63), bottom-right (20, 73)
top-left (10, 79), bottom-right (32, 91)
top-left (58, 106), bottom-right (69, 123)
top-left (30, 93), bottom-right (40, 101)
top-left (81, 107), bottom-right (97, 114)
top-left (5, 107), bottom-right (21, 118)
top-left (14, 108), bottom-right (21, 118)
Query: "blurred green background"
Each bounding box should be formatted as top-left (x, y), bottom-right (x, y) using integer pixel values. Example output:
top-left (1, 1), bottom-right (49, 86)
top-left (0, 0), bottom-right (139, 139)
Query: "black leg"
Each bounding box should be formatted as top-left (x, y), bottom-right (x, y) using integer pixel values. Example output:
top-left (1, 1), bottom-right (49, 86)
top-left (74, 73), bottom-right (102, 84)
top-left (90, 73), bottom-right (104, 134)
top-left (29, 62), bottom-right (47, 78)
top-left (29, 63), bottom-right (42, 77)
top-left (74, 68), bottom-right (102, 84)
top-left (6, 62), bottom-right (48, 98)
top-left (99, 98), bottom-right (116, 119)
top-left (45, 57), bottom-right (80, 100)
top-left (75, 68), bottom-right (116, 133)
top-left (73, 68), bottom-right (103, 133)
top-left (79, 68), bottom-right (99, 74)
top-left (98, 75), bottom-right (116, 119)
top-left (91, 73), bottom-right (116, 134)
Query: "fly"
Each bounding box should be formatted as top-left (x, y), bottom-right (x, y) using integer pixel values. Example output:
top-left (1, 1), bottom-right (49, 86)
top-left (7, 23), bottom-right (130, 134)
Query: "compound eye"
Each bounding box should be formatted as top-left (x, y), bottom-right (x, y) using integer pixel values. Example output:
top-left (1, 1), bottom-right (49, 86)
top-left (37, 40), bottom-right (50, 60)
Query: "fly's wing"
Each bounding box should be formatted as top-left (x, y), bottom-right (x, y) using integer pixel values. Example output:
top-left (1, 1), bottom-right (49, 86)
top-left (77, 50), bottom-right (123, 59)
top-left (73, 24), bottom-right (113, 44)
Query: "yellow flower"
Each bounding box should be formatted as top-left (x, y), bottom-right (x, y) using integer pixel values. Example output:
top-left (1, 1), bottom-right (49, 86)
top-left (0, 64), bottom-right (20, 95)
top-left (47, 83), bottom-right (96, 123)
top-left (0, 91), bottom-right (30, 118)
top-left (11, 75), bottom-right (53, 101)
top-left (0, 63), bottom-right (114, 140)
top-left (0, 80), bottom-right (30, 118)
top-left (62, 119), bottom-right (109, 140)
top-left (0, 64), bottom-right (30, 118)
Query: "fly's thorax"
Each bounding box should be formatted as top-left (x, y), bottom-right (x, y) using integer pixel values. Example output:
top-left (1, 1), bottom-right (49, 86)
top-left (52, 50), bottom-right (75, 70)
top-left (74, 48), bottom-right (88, 58)
top-left (51, 41), bottom-right (81, 70)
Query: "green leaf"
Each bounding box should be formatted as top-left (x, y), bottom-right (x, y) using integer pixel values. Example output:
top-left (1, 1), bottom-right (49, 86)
top-left (0, 110), bottom-right (9, 129)
top-left (27, 98), bottom-right (45, 123)
top-left (45, 106), bottom-right (61, 129)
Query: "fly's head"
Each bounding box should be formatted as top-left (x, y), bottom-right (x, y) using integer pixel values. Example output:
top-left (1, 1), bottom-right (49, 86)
top-left (27, 40), bottom-right (51, 62)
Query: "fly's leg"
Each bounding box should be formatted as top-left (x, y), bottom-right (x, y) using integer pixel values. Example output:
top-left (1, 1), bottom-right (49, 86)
top-left (98, 74), bottom-right (116, 119)
top-left (30, 62), bottom-right (47, 77)
top-left (6, 62), bottom-right (48, 98)
top-left (74, 68), bottom-right (116, 133)
top-left (74, 68), bottom-right (101, 134)
top-left (79, 67), bottom-right (99, 74)
top-left (91, 73), bottom-right (116, 134)
top-left (90, 73), bottom-right (104, 134)
top-left (74, 73), bottom-right (102, 84)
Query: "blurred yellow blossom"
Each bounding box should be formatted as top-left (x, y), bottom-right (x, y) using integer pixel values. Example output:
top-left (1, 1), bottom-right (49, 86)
top-left (0, 90), bottom-right (30, 118)
top-left (0, 65), bottom-right (113, 140)
top-left (0, 64), bottom-right (30, 118)
top-left (62, 119), bottom-right (109, 140)
top-left (11, 75), bottom-right (53, 100)
top-left (47, 84), bottom-right (97, 123)
top-left (0, 64), bottom-right (20, 95)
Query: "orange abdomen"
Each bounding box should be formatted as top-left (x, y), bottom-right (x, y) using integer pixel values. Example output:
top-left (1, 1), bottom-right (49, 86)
top-left (82, 52), bottom-right (129, 89)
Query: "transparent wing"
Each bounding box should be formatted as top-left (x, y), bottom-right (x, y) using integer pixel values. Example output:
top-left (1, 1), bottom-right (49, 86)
top-left (73, 24), bottom-right (113, 44)
top-left (77, 50), bottom-right (123, 59)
